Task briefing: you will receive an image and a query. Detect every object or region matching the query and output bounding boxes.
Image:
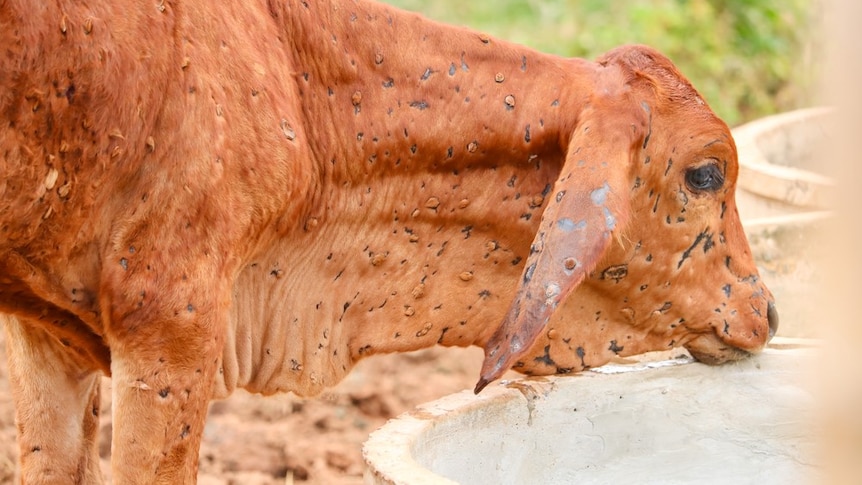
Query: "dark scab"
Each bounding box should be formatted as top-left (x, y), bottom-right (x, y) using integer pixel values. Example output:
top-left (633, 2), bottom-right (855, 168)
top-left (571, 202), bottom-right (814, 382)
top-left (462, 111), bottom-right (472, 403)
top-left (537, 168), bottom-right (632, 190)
top-left (641, 102), bottom-right (652, 149)
top-left (608, 340), bottom-right (624, 354)
top-left (679, 190), bottom-right (689, 208)
top-left (703, 233), bottom-right (715, 252)
top-left (665, 158), bottom-right (673, 176)
top-left (576, 347), bottom-right (586, 368)
top-left (382, 78), bottom-right (394, 88)
top-left (750, 302), bottom-right (762, 318)
top-left (600, 264), bottom-right (628, 283)
top-left (722, 284), bottom-right (732, 297)
top-left (524, 124), bottom-right (531, 143)
top-left (187, 303), bottom-right (194, 313)
top-left (447, 146), bottom-right (454, 159)
top-left (534, 345), bottom-right (555, 366)
top-left (478, 289), bottom-right (491, 299)
top-left (511, 256), bottom-right (522, 266)
top-left (523, 262), bottom-right (537, 283)
top-left (180, 424), bottom-right (191, 439)
top-left (677, 230), bottom-right (711, 269)
top-left (409, 100), bottom-right (429, 110)
top-left (555, 190), bottom-right (566, 203)
top-left (159, 387), bottom-right (170, 398)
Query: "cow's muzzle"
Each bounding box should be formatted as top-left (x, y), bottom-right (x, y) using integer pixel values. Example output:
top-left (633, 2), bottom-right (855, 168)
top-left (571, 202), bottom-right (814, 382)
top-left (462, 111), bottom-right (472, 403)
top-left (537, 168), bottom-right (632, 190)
top-left (686, 299), bottom-right (779, 365)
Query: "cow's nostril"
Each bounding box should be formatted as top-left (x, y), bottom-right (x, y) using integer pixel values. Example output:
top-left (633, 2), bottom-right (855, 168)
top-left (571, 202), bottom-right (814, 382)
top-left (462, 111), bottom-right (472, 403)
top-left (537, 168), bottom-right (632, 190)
top-left (767, 301), bottom-right (779, 340)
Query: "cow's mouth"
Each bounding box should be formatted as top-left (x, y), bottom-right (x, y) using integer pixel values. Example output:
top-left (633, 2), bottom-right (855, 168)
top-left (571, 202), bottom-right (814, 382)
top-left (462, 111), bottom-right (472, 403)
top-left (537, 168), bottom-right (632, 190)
top-left (684, 334), bottom-right (752, 365)
top-left (684, 300), bottom-right (779, 365)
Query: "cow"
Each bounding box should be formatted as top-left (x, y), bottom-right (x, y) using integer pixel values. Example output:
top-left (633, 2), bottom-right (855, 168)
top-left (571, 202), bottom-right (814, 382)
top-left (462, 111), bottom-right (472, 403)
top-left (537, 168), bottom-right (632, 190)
top-left (0, 0), bottom-right (777, 483)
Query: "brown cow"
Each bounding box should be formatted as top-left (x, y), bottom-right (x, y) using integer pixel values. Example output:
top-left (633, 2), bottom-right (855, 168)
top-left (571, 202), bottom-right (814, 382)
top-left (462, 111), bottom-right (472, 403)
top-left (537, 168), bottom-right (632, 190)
top-left (0, 0), bottom-right (777, 483)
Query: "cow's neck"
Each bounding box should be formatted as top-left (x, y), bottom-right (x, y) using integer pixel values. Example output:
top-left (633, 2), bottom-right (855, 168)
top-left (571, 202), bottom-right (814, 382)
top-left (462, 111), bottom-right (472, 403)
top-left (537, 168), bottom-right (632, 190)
top-left (284, 0), bottom-right (594, 183)
top-left (275, 0), bottom-right (600, 362)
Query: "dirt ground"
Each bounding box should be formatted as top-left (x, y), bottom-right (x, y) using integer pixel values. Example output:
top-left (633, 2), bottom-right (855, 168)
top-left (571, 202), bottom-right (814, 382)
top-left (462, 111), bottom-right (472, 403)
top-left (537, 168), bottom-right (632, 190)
top-left (0, 328), bottom-right (494, 484)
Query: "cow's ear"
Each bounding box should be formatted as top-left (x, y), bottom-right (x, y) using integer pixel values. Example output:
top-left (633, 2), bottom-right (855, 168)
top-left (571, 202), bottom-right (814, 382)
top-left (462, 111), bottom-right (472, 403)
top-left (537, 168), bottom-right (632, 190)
top-left (476, 103), bottom-right (647, 392)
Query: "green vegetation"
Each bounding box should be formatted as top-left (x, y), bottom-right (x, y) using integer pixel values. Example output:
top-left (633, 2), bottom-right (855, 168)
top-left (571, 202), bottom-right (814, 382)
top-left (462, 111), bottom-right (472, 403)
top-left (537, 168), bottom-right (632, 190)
top-left (383, 0), bottom-right (820, 126)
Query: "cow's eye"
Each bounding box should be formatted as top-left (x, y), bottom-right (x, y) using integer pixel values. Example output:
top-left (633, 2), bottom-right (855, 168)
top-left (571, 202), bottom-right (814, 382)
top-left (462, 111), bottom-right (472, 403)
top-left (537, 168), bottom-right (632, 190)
top-left (685, 163), bottom-right (724, 192)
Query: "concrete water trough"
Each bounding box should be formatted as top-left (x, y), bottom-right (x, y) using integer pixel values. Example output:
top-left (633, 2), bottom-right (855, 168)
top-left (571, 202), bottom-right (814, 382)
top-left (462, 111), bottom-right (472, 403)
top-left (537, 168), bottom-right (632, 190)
top-left (363, 342), bottom-right (818, 485)
top-left (363, 108), bottom-right (832, 484)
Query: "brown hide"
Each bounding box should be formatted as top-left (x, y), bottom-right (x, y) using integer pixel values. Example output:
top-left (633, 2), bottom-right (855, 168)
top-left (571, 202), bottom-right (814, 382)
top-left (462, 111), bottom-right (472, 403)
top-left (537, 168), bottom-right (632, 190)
top-left (0, 0), bottom-right (775, 483)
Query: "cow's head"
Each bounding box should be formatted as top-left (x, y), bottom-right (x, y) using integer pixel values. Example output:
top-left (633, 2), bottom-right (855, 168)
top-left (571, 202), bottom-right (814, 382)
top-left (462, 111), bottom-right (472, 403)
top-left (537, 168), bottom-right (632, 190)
top-left (477, 45), bottom-right (777, 391)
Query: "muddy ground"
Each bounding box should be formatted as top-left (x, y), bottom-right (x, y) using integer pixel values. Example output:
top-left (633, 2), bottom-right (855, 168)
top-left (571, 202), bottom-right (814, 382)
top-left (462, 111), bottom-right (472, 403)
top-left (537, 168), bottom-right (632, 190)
top-left (0, 329), bottom-right (495, 484)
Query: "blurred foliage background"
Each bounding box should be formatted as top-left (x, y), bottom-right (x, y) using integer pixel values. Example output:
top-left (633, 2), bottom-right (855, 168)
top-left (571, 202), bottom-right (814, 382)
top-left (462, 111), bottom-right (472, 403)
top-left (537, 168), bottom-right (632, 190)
top-left (383, 0), bottom-right (823, 126)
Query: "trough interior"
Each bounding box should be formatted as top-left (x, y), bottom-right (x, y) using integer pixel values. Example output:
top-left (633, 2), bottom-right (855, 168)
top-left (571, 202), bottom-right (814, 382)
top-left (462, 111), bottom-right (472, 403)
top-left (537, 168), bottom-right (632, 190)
top-left (411, 348), bottom-right (817, 485)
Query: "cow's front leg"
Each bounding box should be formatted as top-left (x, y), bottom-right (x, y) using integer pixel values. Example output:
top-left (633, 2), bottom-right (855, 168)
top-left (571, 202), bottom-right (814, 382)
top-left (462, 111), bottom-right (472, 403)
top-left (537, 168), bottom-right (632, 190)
top-left (106, 290), bottom-right (226, 485)
top-left (4, 316), bottom-right (104, 485)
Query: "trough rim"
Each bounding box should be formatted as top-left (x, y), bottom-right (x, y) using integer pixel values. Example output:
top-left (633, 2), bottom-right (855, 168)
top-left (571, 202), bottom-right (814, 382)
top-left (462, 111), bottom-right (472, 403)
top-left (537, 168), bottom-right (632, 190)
top-left (733, 106), bottom-right (834, 209)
